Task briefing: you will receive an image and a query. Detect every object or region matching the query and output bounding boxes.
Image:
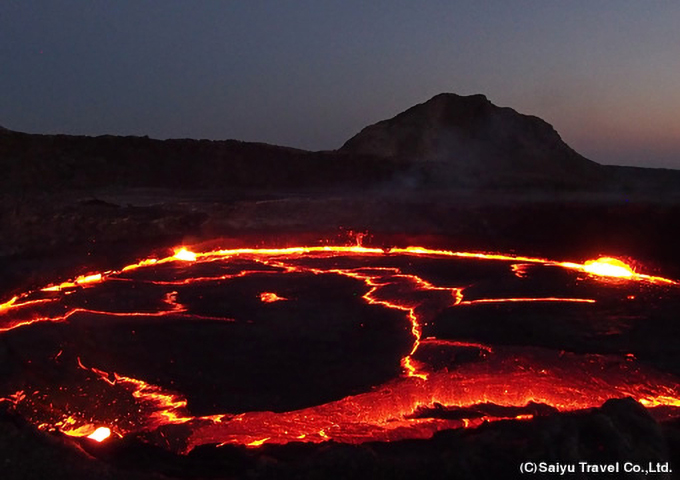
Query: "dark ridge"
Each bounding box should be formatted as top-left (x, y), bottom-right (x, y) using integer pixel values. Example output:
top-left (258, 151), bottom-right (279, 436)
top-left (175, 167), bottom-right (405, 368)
top-left (0, 131), bottom-right (405, 193)
top-left (1, 94), bottom-right (678, 192)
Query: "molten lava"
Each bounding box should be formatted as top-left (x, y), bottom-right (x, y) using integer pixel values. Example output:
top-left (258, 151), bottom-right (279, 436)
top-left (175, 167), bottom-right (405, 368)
top-left (174, 248), bottom-right (197, 262)
top-left (1, 242), bottom-right (679, 453)
top-left (259, 292), bottom-right (287, 303)
top-left (582, 257), bottom-right (634, 279)
top-left (87, 427), bottom-right (112, 442)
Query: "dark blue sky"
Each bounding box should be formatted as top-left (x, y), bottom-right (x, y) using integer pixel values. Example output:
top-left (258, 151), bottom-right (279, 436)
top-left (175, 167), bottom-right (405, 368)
top-left (2, 1), bottom-right (679, 168)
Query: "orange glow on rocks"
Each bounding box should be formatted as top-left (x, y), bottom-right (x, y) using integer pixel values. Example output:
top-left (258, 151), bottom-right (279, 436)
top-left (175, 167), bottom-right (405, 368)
top-left (76, 357), bottom-right (193, 426)
top-left (246, 437), bottom-right (270, 447)
top-left (1, 241), bottom-right (679, 453)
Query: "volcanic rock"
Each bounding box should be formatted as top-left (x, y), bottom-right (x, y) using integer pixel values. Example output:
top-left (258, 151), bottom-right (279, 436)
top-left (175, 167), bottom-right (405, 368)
top-left (2, 398), bottom-right (672, 479)
top-left (341, 93), bottom-right (602, 187)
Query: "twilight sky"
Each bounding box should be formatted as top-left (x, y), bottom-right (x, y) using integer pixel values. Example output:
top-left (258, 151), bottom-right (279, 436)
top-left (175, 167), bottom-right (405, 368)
top-left (1, 1), bottom-right (679, 168)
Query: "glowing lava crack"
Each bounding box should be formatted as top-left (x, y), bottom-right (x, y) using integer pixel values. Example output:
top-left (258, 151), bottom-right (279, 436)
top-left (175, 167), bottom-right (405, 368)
top-left (1, 243), bottom-right (679, 453)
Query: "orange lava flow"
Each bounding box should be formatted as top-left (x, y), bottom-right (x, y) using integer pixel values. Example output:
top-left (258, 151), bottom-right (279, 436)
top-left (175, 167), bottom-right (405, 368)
top-left (76, 357), bottom-right (193, 426)
top-left (182, 347), bottom-right (680, 450)
top-left (259, 292), bottom-right (287, 303)
top-left (0, 245), bottom-right (673, 322)
top-left (582, 257), bottom-right (634, 278)
top-left (459, 297), bottom-right (596, 305)
top-left (0, 296), bottom-right (18, 312)
top-left (41, 273), bottom-right (104, 292)
top-left (87, 427), bottom-right (112, 442)
top-left (1, 242), bottom-right (679, 451)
